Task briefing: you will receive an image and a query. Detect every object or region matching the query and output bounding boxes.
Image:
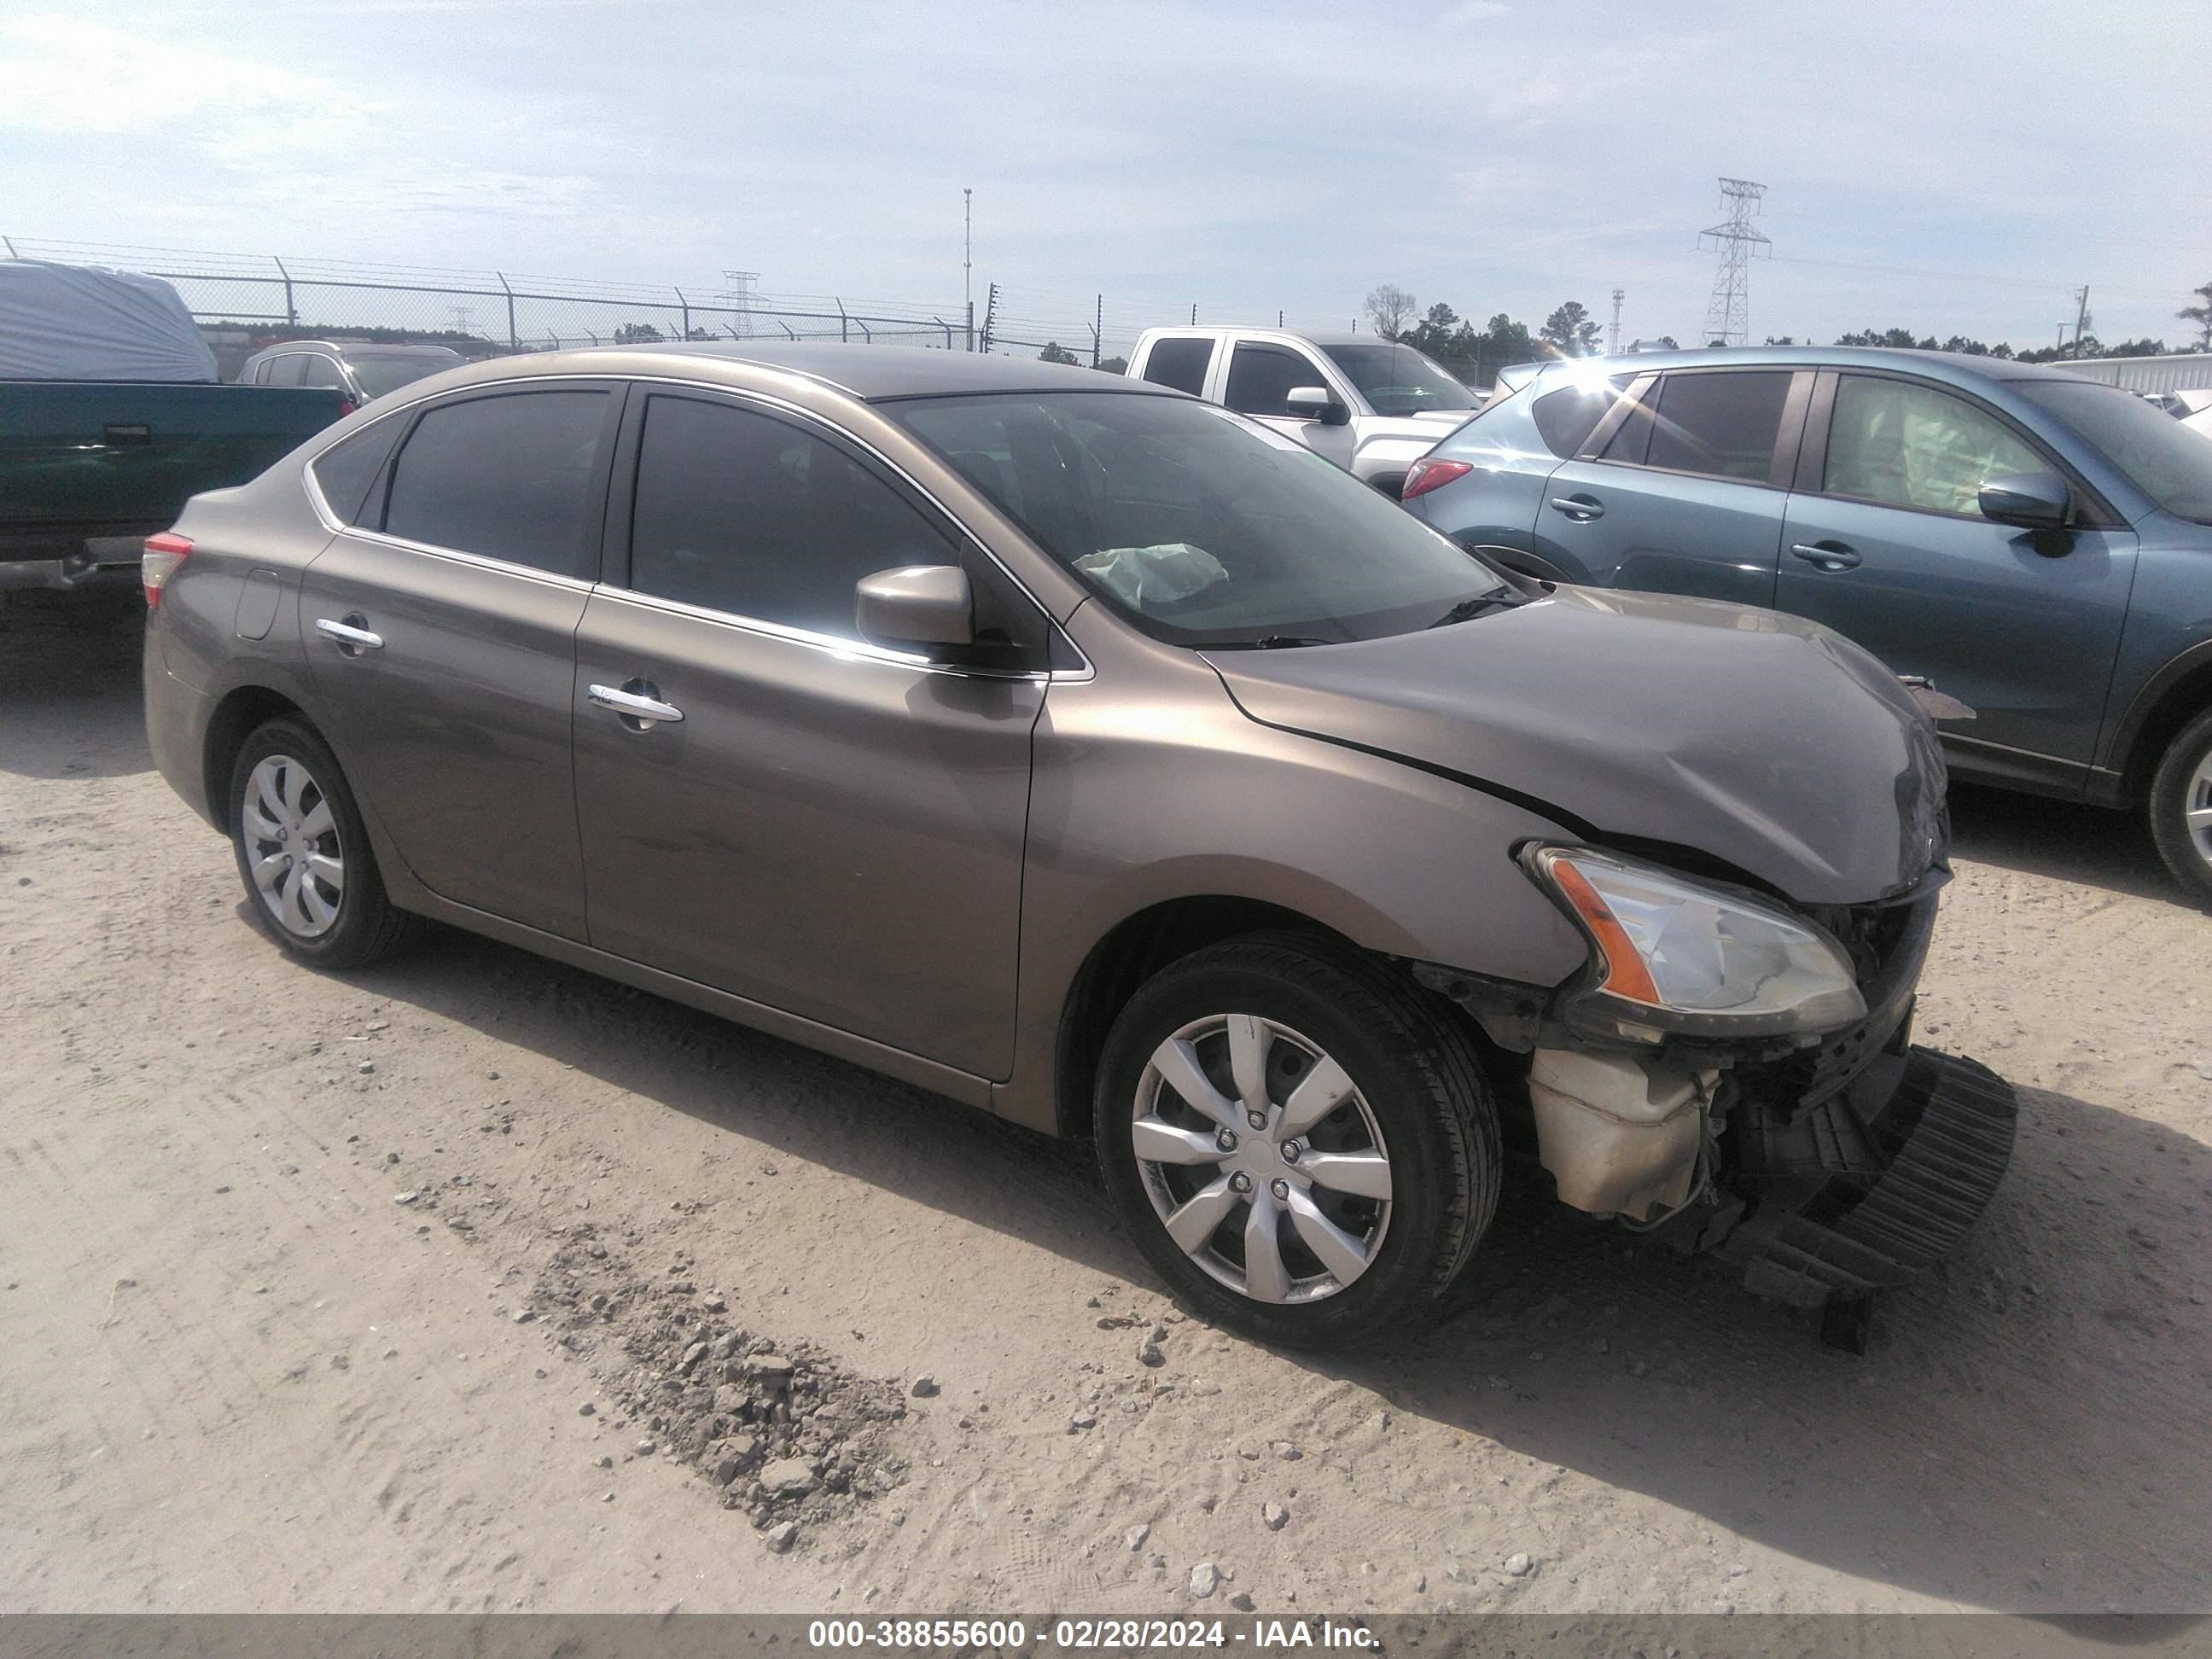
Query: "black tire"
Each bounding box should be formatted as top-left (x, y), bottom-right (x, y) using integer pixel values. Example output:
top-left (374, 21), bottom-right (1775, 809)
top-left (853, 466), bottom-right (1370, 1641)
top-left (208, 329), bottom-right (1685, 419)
top-left (1092, 933), bottom-right (1500, 1350)
top-left (2147, 707), bottom-right (2212, 909)
top-left (227, 716), bottom-right (416, 969)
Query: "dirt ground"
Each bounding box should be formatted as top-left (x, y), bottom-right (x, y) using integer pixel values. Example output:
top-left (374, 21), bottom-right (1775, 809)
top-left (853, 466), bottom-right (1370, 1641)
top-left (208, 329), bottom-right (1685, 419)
top-left (3, 593), bottom-right (2209, 1618)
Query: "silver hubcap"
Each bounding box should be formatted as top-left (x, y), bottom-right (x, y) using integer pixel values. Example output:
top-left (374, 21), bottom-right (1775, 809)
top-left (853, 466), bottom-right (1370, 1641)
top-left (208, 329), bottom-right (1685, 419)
top-left (1132, 1014), bottom-right (1393, 1306)
top-left (241, 754), bottom-right (344, 938)
top-left (2188, 751), bottom-right (2212, 870)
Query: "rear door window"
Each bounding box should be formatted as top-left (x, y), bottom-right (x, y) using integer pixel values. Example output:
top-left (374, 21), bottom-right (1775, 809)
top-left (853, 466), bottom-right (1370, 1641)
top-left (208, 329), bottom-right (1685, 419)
top-left (381, 389), bottom-right (614, 577)
top-left (300, 354), bottom-right (346, 391)
top-left (262, 353), bottom-right (306, 387)
top-left (1224, 343), bottom-right (1326, 417)
top-left (1139, 336), bottom-right (1215, 396)
top-left (1644, 370), bottom-right (1793, 481)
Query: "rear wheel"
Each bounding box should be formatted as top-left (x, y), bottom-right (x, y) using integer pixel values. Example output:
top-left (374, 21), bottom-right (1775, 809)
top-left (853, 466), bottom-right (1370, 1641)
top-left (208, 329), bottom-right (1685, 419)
top-left (1093, 934), bottom-right (1499, 1349)
top-left (2147, 707), bottom-right (2212, 908)
top-left (227, 717), bottom-right (416, 968)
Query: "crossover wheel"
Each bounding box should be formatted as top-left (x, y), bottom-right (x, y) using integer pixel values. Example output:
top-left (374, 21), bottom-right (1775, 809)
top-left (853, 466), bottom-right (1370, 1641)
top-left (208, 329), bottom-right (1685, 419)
top-left (1094, 934), bottom-right (1500, 1349)
top-left (228, 717), bottom-right (415, 968)
top-left (2147, 707), bottom-right (2212, 908)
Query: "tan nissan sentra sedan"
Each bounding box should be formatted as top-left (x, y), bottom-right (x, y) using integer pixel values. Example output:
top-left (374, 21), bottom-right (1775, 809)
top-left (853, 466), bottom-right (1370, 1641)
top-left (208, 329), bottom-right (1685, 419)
top-left (142, 344), bottom-right (2015, 1352)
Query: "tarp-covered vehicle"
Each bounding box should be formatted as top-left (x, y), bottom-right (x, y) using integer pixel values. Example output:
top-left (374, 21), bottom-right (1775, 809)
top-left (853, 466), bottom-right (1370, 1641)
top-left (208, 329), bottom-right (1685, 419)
top-left (0, 260), bottom-right (347, 595)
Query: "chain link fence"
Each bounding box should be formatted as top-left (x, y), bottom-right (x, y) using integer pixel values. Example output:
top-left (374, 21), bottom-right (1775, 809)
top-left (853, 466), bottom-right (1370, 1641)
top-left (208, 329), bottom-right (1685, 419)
top-left (3, 235), bottom-right (1508, 387)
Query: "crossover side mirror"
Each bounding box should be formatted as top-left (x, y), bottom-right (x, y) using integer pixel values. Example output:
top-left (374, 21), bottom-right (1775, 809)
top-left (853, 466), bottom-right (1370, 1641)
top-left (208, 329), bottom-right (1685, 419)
top-left (1978, 471), bottom-right (2071, 532)
top-left (855, 564), bottom-right (975, 650)
top-left (1285, 386), bottom-right (1351, 426)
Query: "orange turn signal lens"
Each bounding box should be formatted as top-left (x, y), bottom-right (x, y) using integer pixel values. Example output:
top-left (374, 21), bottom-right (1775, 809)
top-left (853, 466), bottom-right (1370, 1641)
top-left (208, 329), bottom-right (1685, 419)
top-left (1544, 854), bottom-right (1662, 1006)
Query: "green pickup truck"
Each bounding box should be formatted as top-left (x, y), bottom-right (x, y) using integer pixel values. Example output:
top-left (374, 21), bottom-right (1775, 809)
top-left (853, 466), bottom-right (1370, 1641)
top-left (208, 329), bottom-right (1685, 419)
top-left (1, 260), bottom-right (346, 596)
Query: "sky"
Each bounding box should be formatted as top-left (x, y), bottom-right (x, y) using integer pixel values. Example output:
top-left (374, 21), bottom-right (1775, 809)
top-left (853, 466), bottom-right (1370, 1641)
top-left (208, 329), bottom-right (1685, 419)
top-left (3, 0), bottom-right (2209, 359)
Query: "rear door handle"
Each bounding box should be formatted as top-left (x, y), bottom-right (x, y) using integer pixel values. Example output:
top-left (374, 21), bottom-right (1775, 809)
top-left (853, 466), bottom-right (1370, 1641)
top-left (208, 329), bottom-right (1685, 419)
top-left (313, 616), bottom-right (384, 652)
top-left (589, 681), bottom-right (684, 727)
top-left (1790, 542), bottom-right (1861, 572)
top-left (1549, 495), bottom-right (1604, 521)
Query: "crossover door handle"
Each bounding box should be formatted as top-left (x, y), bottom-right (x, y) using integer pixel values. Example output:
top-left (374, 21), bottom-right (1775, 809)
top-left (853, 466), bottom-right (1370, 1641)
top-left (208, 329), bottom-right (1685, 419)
top-left (1790, 541), bottom-right (1861, 572)
top-left (1548, 495), bottom-right (1605, 521)
top-left (313, 615), bottom-right (384, 652)
top-left (589, 681), bottom-right (684, 728)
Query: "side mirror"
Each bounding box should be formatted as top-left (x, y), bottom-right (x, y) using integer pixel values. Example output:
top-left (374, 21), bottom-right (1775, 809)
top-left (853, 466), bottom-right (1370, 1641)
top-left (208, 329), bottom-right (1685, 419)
top-left (1285, 385), bottom-right (1351, 426)
top-left (1978, 471), bottom-right (2071, 531)
top-left (855, 564), bottom-right (974, 650)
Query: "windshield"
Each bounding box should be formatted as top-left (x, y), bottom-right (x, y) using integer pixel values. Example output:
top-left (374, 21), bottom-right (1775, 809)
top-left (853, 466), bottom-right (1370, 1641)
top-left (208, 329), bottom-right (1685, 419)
top-left (349, 353), bottom-right (458, 399)
top-left (2012, 379), bottom-right (2212, 525)
top-left (888, 392), bottom-right (1508, 646)
top-left (1318, 342), bottom-right (1478, 416)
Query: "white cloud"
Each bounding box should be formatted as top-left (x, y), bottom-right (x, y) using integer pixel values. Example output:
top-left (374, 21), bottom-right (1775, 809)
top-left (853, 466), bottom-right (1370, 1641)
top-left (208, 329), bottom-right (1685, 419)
top-left (0, 17), bottom-right (341, 137)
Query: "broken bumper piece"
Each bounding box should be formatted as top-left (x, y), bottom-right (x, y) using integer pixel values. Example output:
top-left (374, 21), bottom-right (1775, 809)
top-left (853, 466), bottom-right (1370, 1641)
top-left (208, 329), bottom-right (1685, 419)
top-left (1720, 1046), bottom-right (2018, 1307)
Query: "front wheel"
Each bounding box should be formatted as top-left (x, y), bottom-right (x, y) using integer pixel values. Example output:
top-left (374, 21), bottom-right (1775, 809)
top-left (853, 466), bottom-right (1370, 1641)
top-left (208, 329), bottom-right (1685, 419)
top-left (2147, 707), bottom-right (2212, 908)
top-left (1092, 934), bottom-right (1500, 1349)
top-left (227, 716), bottom-right (416, 969)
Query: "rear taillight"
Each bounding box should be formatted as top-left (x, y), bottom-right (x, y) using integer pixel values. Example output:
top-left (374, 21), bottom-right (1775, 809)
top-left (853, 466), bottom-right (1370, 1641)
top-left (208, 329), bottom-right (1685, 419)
top-left (143, 532), bottom-right (192, 608)
top-left (335, 398), bottom-right (358, 417)
top-left (1400, 457), bottom-right (1473, 502)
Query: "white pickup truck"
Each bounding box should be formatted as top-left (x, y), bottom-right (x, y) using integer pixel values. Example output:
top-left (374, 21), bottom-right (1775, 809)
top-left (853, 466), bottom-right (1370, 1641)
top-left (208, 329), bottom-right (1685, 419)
top-left (1125, 326), bottom-right (1481, 498)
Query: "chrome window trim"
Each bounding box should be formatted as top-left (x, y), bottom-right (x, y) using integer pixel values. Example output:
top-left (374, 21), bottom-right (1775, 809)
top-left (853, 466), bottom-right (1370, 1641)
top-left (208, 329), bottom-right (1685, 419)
top-left (586, 584), bottom-right (1091, 684)
top-left (335, 526), bottom-right (600, 594)
top-left (297, 368), bottom-right (1095, 680)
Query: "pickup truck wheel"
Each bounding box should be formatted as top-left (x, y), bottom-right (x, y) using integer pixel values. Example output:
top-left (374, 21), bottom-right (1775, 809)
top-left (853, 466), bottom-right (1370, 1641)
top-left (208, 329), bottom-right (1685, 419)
top-left (227, 718), bottom-right (415, 969)
top-left (1093, 934), bottom-right (1499, 1350)
top-left (2147, 707), bottom-right (2212, 908)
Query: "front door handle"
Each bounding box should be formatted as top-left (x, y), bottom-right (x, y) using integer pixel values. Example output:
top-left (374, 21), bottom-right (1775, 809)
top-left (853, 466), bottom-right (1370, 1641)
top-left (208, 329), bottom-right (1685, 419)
top-left (589, 681), bottom-right (684, 728)
top-left (1790, 541), bottom-right (1861, 572)
top-left (1549, 495), bottom-right (1604, 521)
top-left (313, 615), bottom-right (384, 652)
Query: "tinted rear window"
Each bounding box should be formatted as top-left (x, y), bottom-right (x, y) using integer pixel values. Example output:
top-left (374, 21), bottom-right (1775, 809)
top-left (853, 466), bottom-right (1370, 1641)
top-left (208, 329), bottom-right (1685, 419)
top-left (382, 390), bottom-right (612, 575)
top-left (1644, 370), bottom-right (1792, 480)
top-left (1532, 379), bottom-right (1628, 457)
top-left (309, 420), bottom-right (403, 524)
top-left (1140, 337), bottom-right (1214, 396)
top-left (350, 353), bottom-right (458, 399)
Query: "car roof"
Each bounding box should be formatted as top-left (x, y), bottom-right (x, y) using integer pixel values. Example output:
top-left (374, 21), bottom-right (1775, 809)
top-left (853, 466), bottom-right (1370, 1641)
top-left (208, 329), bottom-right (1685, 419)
top-left (1142, 325), bottom-right (1371, 348)
top-left (519, 341), bottom-right (1184, 402)
top-left (247, 339), bottom-right (462, 360)
top-left (1565, 344), bottom-right (2098, 387)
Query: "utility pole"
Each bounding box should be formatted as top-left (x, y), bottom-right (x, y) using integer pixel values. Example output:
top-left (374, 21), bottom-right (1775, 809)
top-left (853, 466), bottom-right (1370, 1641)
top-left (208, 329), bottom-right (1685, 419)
top-left (1091, 294), bottom-right (1103, 368)
top-left (1698, 178), bottom-right (1770, 347)
top-left (1609, 287), bottom-right (1624, 355)
top-left (1190, 303), bottom-right (1196, 325)
top-left (2071, 285), bottom-right (2092, 358)
top-left (963, 188), bottom-right (974, 352)
top-left (980, 282), bottom-right (998, 353)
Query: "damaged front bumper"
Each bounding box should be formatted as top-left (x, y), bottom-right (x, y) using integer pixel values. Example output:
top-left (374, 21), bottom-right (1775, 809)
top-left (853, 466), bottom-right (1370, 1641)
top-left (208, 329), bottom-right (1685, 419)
top-left (1417, 870), bottom-right (2019, 1324)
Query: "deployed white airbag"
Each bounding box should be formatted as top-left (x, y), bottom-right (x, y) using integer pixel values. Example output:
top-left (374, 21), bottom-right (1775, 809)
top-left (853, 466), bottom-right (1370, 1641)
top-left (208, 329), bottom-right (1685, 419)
top-left (1073, 542), bottom-right (1228, 608)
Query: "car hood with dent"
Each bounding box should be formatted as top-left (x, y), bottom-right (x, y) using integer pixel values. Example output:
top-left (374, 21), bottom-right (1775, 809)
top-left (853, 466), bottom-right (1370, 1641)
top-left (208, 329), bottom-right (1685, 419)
top-left (1203, 586), bottom-right (1947, 906)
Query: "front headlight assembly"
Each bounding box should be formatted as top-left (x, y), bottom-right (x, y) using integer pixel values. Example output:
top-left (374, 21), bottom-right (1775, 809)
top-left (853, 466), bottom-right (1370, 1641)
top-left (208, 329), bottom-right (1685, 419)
top-left (1522, 845), bottom-right (1866, 1043)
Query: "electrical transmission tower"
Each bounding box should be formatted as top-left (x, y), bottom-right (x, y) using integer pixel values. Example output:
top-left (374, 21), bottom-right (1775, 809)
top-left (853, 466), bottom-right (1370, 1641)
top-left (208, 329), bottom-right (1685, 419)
top-left (719, 270), bottom-right (760, 338)
top-left (1698, 178), bottom-right (1770, 347)
top-left (1610, 288), bottom-right (1624, 355)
